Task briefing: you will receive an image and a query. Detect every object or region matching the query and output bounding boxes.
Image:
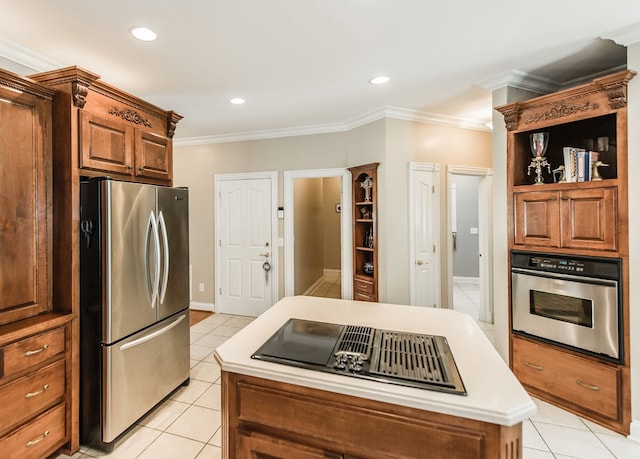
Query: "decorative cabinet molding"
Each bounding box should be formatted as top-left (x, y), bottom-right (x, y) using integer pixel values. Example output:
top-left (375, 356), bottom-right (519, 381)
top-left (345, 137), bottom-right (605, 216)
top-left (499, 70), bottom-right (635, 131)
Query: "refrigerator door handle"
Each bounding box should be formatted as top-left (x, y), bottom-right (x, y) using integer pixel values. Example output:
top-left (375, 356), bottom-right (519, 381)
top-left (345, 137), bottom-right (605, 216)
top-left (119, 314), bottom-right (186, 351)
top-left (158, 211), bottom-right (170, 305)
top-left (146, 211), bottom-right (161, 308)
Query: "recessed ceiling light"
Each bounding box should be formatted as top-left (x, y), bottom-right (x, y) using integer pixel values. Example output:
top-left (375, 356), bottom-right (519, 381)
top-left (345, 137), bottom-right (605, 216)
top-left (369, 75), bottom-right (390, 85)
top-left (230, 98), bottom-right (246, 105)
top-left (130, 26), bottom-right (157, 42)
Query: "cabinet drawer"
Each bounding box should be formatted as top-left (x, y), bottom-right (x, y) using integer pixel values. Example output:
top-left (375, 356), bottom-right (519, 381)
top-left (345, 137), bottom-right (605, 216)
top-left (0, 402), bottom-right (66, 459)
top-left (512, 337), bottom-right (620, 421)
top-left (0, 360), bottom-right (65, 434)
top-left (0, 327), bottom-right (65, 379)
top-left (354, 278), bottom-right (374, 295)
top-left (354, 293), bottom-right (376, 302)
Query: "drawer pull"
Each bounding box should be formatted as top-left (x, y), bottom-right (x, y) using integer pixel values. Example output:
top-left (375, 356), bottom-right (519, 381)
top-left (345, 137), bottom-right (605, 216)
top-left (24, 344), bottom-right (49, 356)
top-left (576, 380), bottom-right (600, 391)
top-left (524, 361), bottom-right (544, 371)
top-left (25, 384), bottom-right (50, 399)
top-left (26, 430), bottom-right (50, 447)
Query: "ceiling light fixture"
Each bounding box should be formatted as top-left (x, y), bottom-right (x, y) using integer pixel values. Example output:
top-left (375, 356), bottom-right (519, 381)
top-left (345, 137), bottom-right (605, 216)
top-left (230, 98), bottom-right (246, 105)
top-left (130, 26), bottom-right (157, 42)
top-left (369, 75), bottom-right (390, 85)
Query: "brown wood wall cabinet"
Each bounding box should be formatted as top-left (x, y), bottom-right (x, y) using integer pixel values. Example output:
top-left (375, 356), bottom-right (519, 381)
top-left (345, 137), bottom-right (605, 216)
top-left (348, 163), bottom-right (379, 302)
top-left (222, 372), bottom-right (522, 459)
top-left (497, 70), bottom-right (635, 435)
top-left (0, 68), bottom-right (75, 458)
top-left (0, 65), bottom-right (181, 457)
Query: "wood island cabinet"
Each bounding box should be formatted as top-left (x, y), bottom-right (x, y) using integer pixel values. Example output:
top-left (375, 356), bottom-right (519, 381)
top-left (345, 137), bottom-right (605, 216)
top-left (0, 68), bottom-right (75, 457)
top-left (348, 163), bottom-right (379, 302)
top-left (497, 69), bottom-right (635, 435)
top-left (222, 372), bottom-right (522, 459)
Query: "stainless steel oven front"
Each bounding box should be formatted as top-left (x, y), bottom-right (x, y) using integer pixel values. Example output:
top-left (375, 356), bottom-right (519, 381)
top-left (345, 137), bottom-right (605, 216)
top-left (511, 250), bottom-right (622, 363)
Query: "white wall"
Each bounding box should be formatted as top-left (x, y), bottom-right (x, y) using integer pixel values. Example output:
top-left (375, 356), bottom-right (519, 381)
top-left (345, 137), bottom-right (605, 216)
top-left (174, 117), bottom-right (491, 308)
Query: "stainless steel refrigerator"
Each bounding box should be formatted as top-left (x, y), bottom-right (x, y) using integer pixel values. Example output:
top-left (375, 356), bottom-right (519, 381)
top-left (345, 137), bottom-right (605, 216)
top-left (79, 177), bottom-right (190, 451)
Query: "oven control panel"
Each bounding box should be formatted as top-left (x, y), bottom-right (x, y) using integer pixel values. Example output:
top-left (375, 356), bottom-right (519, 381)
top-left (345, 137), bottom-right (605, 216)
top-left (511, 251), bottom-right (621, 280)
top-left (530, 256), bottom-right (584, 272)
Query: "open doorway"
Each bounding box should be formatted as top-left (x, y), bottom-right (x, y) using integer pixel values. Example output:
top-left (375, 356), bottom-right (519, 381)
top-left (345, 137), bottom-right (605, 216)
top-left (284, 168), bottom-right (352, 299)
top-left (447, 166), bottom-right (493, 323)
top-left (293, 177), bottom-right (341, 297)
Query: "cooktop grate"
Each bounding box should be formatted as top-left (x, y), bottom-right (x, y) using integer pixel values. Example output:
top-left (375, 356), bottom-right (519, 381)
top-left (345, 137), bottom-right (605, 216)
top-left (334, 325), bottom-right (374, 358)
top-left (369, 330), bottom-right (456, 388)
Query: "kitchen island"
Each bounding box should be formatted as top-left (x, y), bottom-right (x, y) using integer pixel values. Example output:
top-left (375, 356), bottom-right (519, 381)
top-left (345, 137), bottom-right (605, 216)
top-left (214, 296), bottom-right (535, 458)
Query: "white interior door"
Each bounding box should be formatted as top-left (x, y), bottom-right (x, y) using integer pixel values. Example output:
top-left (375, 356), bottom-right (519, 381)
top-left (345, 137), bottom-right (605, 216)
top-left (216, 175), bottom-right (275, 316)
top-left (409, 163), bottom-right (440, 307)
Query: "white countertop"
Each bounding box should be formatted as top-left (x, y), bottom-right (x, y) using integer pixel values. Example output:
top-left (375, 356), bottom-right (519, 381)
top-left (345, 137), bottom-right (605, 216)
top-left (214, 296), bottom-right (536, 426)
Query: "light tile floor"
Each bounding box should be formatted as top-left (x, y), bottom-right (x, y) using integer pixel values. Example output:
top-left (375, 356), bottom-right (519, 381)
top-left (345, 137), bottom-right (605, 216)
top-left (57, 299), bottom-right (640, 458)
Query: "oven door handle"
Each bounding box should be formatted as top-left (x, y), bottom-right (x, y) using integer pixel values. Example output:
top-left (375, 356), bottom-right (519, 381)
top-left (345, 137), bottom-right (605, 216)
top-left (511, 268), bottom-right (618, 287)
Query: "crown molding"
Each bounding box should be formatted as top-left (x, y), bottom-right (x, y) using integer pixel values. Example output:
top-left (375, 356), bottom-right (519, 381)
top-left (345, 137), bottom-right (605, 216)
top-left (175, 106), bottom-right (490, 146)
top-left (478, 69), bottom-right (559, 94)
top-left (602, 22), bottom-right (640, 46)
top-left (0, 37), bottom-right (62, 73)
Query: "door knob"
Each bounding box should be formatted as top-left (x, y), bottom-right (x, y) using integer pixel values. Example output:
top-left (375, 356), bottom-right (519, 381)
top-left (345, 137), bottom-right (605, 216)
top-left (260, 252), bottom-right (270, 258)
top-left (416, 259), bottom-right (425, 265)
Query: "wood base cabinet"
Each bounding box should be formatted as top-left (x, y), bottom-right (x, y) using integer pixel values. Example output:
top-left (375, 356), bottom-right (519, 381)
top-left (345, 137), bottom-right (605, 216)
top-left (0, 315), bottom-right (74, 458)
top-left (512, 336), bottom-right (624, 431)
top-left (222, 372), bottom-right (522, 459)
top-left (497, 70), bottom-right (635, 435)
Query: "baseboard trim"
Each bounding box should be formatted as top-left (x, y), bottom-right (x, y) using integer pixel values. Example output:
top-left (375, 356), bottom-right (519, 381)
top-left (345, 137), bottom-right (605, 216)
top-left (190, 301), bottom-right (215, 312)
top-left (453, 276), bottom-right (480, 284)
top-left (629, 419), bottom-right (640, 442)
top-left (324, 269), bottom-right (341, 278)
top-left (303, 277), bottom-right (326, 296)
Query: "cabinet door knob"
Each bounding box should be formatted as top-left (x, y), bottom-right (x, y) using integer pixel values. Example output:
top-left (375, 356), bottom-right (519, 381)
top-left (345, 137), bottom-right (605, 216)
top-left (139, 167), bottom-right (145, 171)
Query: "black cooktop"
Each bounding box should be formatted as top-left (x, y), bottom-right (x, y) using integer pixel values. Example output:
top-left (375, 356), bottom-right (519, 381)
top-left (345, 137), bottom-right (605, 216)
top-left (252, 318), bottom-right (466, 395)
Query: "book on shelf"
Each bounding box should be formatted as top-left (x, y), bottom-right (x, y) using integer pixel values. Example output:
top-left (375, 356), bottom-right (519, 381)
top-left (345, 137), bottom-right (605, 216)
top-left (563, 147), bottom-right (600, 182)
top-left (563, 146), bottom-right (584, 183)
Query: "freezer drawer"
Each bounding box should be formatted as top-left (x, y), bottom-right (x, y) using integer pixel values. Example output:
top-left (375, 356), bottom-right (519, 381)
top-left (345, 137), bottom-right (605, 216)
top-left (102, 312), bottom-right (189, 443)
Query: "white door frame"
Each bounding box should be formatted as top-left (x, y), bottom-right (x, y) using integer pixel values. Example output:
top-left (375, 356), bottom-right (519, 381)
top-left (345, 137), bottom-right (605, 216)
top-left (446, 165), bottom-right (493, 322)
top-left (213, 171), bottom-right (279, 313)
top-left (284, 168), bottom-right (352, 299)
top-left (408, 162), bottom-right (441, 306)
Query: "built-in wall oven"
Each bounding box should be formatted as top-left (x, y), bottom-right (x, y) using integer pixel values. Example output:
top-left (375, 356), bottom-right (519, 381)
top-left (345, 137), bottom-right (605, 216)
top-left (511, 250), bottom-right (622, 363)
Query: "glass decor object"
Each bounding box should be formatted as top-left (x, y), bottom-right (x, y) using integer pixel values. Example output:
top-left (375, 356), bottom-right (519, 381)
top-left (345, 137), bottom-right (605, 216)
top-left (528, 132), bottom-right (551, 184)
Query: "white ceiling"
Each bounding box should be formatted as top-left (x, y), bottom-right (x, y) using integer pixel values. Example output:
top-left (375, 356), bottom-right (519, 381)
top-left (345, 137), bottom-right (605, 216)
top-left (0, 1), bottom-right (639, 143)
